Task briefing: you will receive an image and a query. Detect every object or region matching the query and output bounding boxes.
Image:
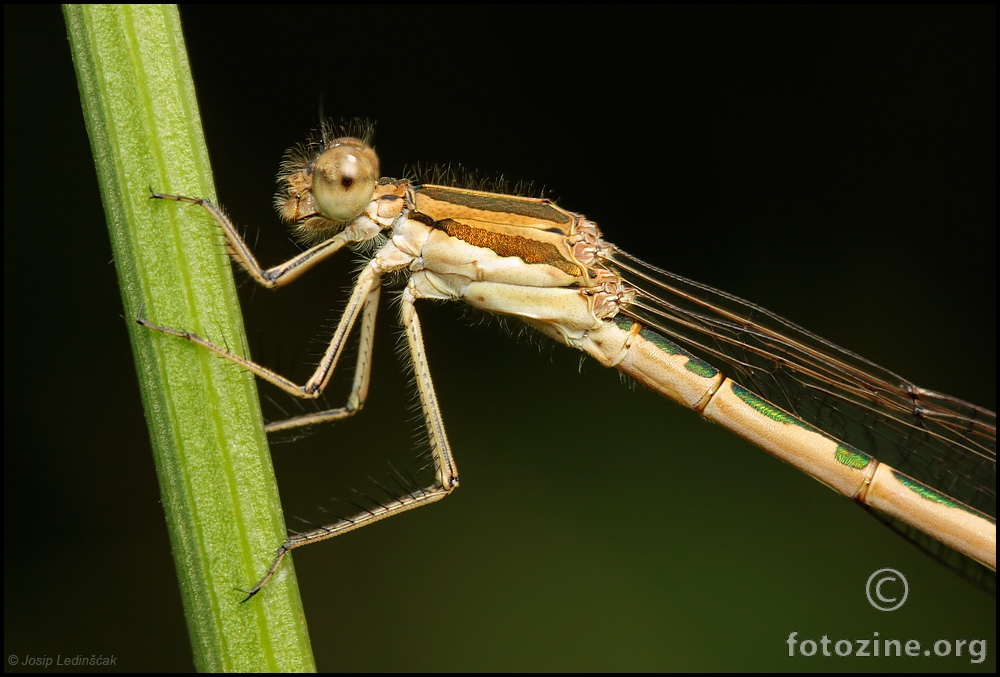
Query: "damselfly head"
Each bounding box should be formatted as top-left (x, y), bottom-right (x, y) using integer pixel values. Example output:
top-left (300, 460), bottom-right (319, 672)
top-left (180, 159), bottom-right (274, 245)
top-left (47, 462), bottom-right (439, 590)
top-left (311, 138), bottom-right (380, 220)
top-left (275, 120), bottom-right (380, 244)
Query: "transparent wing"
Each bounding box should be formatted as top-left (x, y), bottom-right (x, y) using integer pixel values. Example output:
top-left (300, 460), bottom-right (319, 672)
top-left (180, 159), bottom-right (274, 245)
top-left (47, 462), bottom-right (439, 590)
top-left (606, 246), bottom-right (996, 591)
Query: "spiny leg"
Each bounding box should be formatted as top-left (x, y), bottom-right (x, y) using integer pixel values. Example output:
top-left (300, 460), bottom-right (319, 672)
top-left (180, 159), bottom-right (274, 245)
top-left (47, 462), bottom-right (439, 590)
top-left (264, 280), bottom-right (380, 432)
top-left (150, 191), bottom-right (361, 288)
top-left (240, 279), bottom-right (459, 601)
top-left (138, 265), bottom-right (382, 403)
top-left (150, 191), bottom-right (387, 428)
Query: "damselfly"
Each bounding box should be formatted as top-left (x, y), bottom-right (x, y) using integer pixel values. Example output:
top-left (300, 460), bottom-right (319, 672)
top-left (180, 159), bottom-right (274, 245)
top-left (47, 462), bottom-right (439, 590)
top-left (140, 121), bottom-right (995, 599)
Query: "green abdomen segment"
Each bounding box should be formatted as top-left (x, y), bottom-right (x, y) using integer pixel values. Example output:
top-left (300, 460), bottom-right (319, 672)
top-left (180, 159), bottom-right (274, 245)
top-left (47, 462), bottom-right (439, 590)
top-left (581, 317), bottom-right (996, 571)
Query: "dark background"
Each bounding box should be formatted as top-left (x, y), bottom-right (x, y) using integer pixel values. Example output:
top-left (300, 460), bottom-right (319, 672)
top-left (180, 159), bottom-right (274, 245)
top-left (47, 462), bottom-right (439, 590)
top-left (4, 4), bottom-right (995, 671)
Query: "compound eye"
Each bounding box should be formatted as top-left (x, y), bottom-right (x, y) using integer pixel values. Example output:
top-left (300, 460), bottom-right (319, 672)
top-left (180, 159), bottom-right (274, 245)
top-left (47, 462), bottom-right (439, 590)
top-left (311, 138), bottom-right (379, 222)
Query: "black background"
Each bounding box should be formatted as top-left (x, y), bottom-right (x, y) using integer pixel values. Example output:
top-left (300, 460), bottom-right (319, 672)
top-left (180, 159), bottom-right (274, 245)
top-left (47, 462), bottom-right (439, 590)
top-left (4, 5), bottom-right (995, 671)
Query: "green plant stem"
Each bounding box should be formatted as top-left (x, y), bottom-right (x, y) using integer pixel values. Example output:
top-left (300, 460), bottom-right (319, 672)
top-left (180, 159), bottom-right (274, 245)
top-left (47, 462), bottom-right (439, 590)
top-left (64, 5), bottom-right (314, 671)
